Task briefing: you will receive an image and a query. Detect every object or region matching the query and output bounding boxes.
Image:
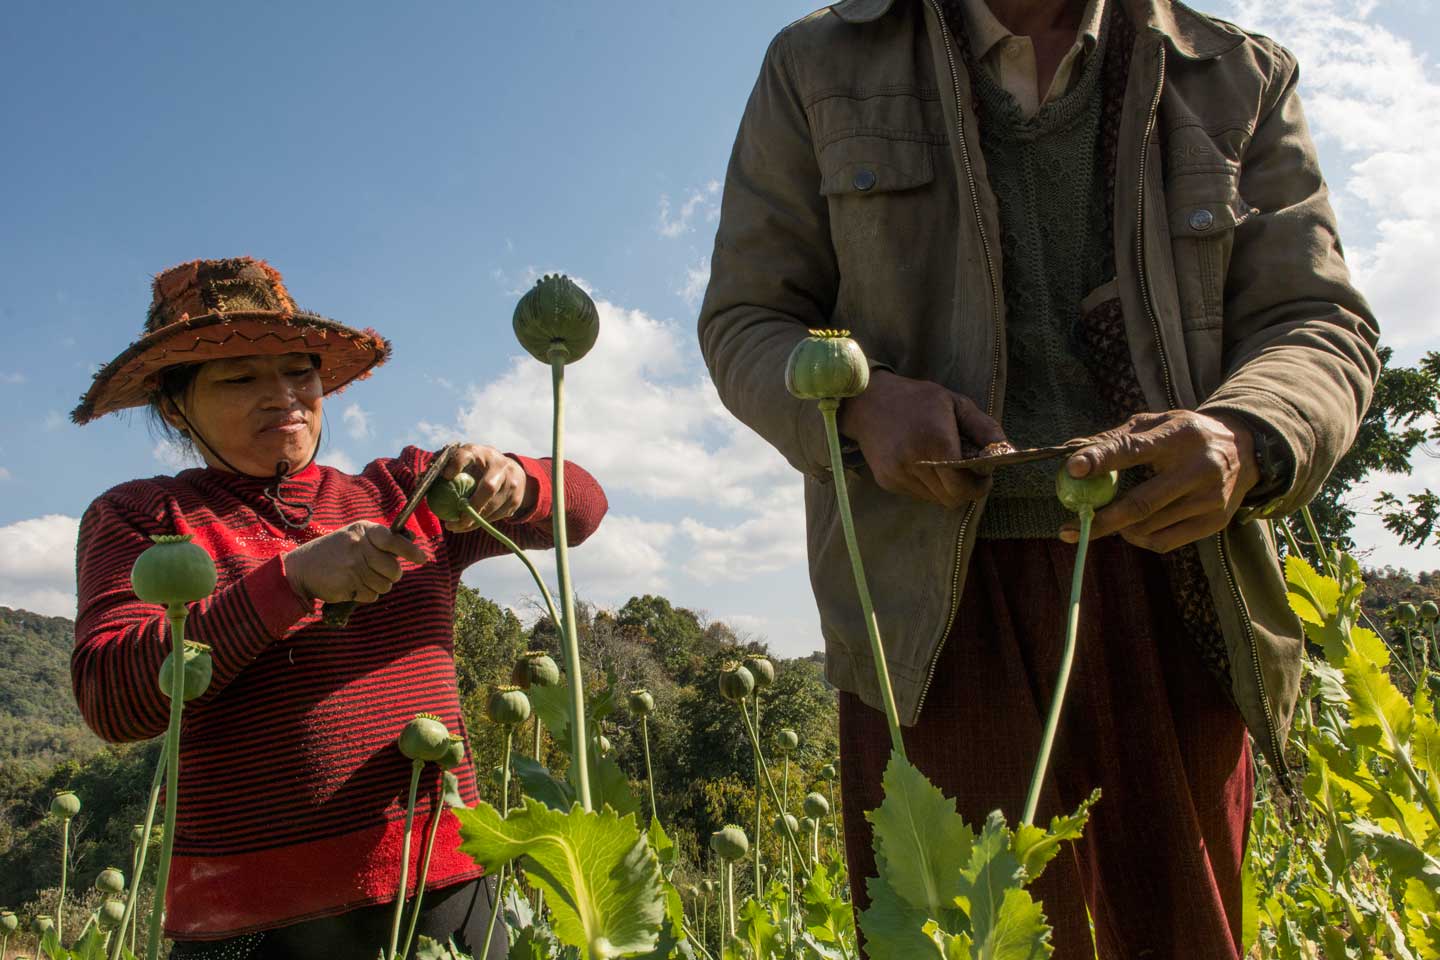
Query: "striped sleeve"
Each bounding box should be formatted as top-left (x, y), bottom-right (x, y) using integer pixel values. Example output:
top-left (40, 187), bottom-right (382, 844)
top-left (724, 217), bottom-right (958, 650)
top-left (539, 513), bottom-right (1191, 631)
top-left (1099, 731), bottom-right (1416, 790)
top-left (446, 455), bottom-right (609, 570)
top-left (71, 493), bottom-right (312, 743)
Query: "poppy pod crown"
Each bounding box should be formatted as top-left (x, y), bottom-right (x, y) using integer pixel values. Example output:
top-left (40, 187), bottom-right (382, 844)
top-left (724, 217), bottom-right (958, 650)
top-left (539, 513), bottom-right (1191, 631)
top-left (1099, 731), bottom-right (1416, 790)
top-left (71, 256), bottom-right (392, 424)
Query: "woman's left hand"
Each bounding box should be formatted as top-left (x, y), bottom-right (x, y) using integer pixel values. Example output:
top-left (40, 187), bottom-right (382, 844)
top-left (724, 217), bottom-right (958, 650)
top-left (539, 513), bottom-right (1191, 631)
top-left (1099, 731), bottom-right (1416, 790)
top-left (439, 444), bottom-right (538, 532)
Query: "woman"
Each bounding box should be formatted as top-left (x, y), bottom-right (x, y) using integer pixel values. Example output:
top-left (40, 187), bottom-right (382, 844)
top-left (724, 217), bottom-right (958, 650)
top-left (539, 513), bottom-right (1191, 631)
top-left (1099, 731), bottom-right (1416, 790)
top-left (69, 257), bottom-right (608, 958)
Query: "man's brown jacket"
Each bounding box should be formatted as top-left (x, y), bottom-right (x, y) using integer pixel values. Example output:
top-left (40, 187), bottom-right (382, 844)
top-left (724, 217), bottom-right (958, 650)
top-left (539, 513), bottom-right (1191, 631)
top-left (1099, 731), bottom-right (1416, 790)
top-left (697, 0), bottom-right (1380, 773)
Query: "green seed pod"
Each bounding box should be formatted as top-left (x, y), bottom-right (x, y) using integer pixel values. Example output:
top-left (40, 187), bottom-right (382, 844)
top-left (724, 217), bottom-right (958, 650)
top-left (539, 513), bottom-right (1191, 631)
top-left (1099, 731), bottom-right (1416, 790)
top-left (512, 651), bottom-right (562, 689)
top-left (50, 791), bottom-right (80, 820)
top-left (438, 735), bottom-right (467, 771)
top-left (130, 534), bottom-right (218, 607)
top-left (1398, 603), bottom-right (1419, 624)
top-left (701, 879), bottom-right (717, 896)
top-left (1422, 600), bottom-right (1439, 624)
top-left (801, 817), bottom-right (818, 835)
top-left (1056, 467), bottom-right (1121, 513)
top-left (427, 473), bottom-right (477, 524)
top-left (97, 899), bottom-right (126, 932)
top-left (785, 329), bottom-right (870, 401)
top-left (398, 713), bottom-right (452, 762)
top-left (718, 661), bottom-right (755, 703)
top-left (743, 655), bottom-right (775, 690)
top-left (819, 763), bottom-right (837, 782)
top-left (596, 734), bottom-right (613, 757)
top-left (131, 823), bottom-right (146, 844)
top-left (29, 915), bottom-right (54, 935)
top-left (709, 824), bottom-right (750, 862)
top-left (158, 640), bottom-right (213, 702)
top-left (773, 729), bottom-right (799, 756)
top-left (627, 688), bottom-right (655, 717)
top-left (803, 792), bottom-right (829, 819)
top-left (682, 883), bottom-right (700, 900)
top-left (0, 910), bottom-right (16, 933)
top-left (772, 813), bottom-right (799, 837)
top-left (95, 866), bottom-right (125, 895)
top-left (486, 685), bottom-right (533, 727)
top-left (513, 274), bottom-right (601, 364)
top-left (822, 822), bottom-right (839, 839)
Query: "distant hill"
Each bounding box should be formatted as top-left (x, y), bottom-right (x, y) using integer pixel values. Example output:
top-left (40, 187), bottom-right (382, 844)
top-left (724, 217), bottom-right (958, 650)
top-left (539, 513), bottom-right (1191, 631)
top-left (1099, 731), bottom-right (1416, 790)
top-left (0, 606), bottom-right (103, 768)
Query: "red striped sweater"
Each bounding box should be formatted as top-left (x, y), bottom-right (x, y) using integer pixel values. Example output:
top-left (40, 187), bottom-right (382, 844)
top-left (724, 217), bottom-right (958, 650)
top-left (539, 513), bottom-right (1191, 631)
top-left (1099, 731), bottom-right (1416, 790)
top-left (71, 446), bottom-right (607, 939)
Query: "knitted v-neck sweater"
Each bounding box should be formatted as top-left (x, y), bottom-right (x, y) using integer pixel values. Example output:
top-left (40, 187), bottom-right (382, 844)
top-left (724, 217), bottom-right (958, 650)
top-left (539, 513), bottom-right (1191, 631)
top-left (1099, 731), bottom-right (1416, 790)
top-left (71, 447), bottom-right (607, 939)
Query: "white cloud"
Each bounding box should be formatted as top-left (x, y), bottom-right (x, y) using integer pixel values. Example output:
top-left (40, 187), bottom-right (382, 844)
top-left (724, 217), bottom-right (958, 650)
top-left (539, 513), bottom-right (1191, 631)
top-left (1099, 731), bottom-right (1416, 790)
top-left (678, 257), bottom-right (711, 309)
top-left (0, 514), bottom-right (81, 618)
top-left (0, 372), bottom-right (25, 385)
top-left (320, 448), bottom-right (360, 474)
top-left (677, 486), bottom-right (807, 582)
top-left (152, 439), bottom-right (200, 472)
top-left (657, 180), bottom-right (721, 239)
top-left (340, 402), bottom-right (372, 441)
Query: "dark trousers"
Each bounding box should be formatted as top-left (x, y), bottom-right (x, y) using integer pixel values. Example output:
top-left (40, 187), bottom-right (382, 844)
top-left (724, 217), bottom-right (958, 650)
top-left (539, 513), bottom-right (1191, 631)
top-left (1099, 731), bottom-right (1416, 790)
top-left (169, 876), bottom-right (506, 960)
top-left (839, 537), bottom-right (1252, 959)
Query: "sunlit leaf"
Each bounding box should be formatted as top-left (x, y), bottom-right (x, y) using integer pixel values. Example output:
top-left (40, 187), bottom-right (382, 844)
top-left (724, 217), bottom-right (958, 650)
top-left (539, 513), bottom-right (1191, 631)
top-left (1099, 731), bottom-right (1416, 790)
top-left (1010, 790), bottom-right (1099, 882)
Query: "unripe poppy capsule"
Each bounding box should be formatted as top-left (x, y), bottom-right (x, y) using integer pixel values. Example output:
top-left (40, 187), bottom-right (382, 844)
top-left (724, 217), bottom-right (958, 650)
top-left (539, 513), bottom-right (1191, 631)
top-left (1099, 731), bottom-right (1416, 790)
top-left (0, 910), bottom-right (16, 933)
top-left (1422, 600), bottom-right (1439, 623)
top-left (438, 736), bottom-right (467, 771)
top-left (98, 899), bottom-right (126, 932)
top-left (772, 813), bottom-right (799, 836)
top-left (1056, 467), bottom-right (1120, 513)
top-left (743, 655), bottom-right (775, 690)
top-left (819, 764), bottom-right (837, 781)
top-left (512, 651), bottom-right (561, 689)
top-left (803, 792), bottom-right (829, 819)
top-left (627, 688), bottom-right (655, 717)
top-left (709, 824), bottom-right (750, 862)
top-left (158, 641), bottom-right (213, 701)
top-left (50, 792), bottom-right (80, 820)
top-left (801, 817), bottom-right (818, 835)
top-left (823, 822), bottom-right (839, 839)
top-left (486, 685), bottom-right (532, 727)
top-left (95, 866), bottom-right (125, 895)
top-left (130, 534), bottom-right (217, 607)
top-left (773, 729), bottom-right (799, 756)
top-left (718, 662), bottom-right (755, 703)
top-left (513, 275), bottom-right (600, 365)
top-left (1398, 603), bottom-right (1418, 624)
top-left (29, 915), bottom-right (54, 935)
top-left (701, 879), bottom-right (717, 896)
top-left (398, 713), bottom-right (452, 762)
top-left (427, 474), bottom-right (477, 523)
top-left (596, 734), bottom-right (613, 757)
top-left (785, 330), bottom-right (870, 401)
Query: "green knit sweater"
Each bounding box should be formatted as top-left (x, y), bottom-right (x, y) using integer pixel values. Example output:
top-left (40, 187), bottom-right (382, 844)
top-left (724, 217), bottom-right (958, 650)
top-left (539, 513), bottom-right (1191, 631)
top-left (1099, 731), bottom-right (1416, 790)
top-left (974, 26), bottom-right (1113, 539)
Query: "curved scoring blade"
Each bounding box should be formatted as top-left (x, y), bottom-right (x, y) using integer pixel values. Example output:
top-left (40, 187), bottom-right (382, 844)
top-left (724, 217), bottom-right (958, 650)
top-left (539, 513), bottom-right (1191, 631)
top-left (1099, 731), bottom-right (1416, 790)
top-left (917, 438), bottom-right (1095, 476)
top-left (392, 442), bottom-right (458, 532)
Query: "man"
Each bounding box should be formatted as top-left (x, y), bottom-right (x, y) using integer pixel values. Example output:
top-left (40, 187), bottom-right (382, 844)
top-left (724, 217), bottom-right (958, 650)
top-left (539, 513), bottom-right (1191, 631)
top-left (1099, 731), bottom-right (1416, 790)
top-left (698, 0), bottom-right (1378, 955)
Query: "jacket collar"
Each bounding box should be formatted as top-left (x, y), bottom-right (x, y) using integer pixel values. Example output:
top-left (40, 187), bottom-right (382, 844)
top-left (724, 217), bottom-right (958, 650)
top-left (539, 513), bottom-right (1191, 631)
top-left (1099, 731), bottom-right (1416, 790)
top-left (829, 0), bottom-right (1246, 60)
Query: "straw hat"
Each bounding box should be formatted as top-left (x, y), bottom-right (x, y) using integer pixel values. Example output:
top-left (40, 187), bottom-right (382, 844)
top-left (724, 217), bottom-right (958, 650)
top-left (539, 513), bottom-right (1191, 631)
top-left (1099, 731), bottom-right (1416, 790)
top-left (71, 257), bottom-right (391, 424)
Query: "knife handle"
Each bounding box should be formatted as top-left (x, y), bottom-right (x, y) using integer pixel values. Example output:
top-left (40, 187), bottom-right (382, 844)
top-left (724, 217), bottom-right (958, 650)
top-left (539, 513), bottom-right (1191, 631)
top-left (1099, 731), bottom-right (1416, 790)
top-left (319, 529), bottom-right (416, 628)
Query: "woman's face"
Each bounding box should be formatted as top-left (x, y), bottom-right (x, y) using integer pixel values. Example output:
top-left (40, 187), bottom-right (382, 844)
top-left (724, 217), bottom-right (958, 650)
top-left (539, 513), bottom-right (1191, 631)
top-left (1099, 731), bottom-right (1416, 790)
top-left (166, 353), bottom-right (324, 476)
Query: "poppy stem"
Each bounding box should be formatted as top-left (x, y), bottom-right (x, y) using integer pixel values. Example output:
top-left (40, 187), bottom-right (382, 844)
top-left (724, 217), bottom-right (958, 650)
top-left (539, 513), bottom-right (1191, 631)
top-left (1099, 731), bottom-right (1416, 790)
top-left (387, 759), bottom-right (425, 960)
top-left (146, 606), bottom-right (189, 960)
top-left (398, 774), bottom-right (448, 960)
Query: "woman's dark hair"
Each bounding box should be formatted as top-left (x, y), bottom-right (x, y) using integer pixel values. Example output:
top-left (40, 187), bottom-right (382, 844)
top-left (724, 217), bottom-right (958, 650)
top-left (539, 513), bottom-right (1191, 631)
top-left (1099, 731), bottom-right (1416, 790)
top-left (146, 363), bottom-right (202, 445)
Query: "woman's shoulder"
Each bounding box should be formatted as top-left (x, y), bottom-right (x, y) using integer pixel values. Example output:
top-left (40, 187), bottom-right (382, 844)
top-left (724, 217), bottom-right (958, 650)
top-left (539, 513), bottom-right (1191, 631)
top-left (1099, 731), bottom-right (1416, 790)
top-left (85, 471), bottom-right (197, 518)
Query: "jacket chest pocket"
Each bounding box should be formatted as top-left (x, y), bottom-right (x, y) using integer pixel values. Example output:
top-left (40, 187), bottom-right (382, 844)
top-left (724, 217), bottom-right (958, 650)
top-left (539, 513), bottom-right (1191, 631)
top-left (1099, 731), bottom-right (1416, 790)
top-left (1165, 169), bottom-right (1255, 397)
top-left (819, 133), bottom-right (941, 253)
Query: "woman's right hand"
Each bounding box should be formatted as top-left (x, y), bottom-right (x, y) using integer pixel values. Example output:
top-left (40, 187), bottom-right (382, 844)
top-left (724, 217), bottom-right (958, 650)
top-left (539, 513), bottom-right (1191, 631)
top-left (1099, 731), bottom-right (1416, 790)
top-left (283, 522), bottom-right (429, 605)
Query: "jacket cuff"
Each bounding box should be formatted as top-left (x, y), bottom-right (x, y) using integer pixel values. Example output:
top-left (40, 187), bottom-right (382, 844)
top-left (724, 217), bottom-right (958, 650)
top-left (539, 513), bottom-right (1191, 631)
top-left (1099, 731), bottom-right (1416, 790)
top-left (1198, 394), bottom-right (1304, 520)
top-left (247, 554), bottom-right (315, 639)
top-left (504, 454), bottom-right (553, 525)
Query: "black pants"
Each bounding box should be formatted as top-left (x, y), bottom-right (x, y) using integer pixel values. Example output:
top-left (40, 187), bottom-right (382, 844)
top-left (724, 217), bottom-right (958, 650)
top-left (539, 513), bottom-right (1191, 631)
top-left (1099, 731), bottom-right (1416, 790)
top-left (169, 876), bottom-right (506, 960)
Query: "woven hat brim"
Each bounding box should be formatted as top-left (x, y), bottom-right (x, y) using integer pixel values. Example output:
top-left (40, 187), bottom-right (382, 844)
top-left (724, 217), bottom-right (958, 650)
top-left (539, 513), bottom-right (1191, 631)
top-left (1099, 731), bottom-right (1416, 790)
top-left (71, 310), bottom-right (392, 424)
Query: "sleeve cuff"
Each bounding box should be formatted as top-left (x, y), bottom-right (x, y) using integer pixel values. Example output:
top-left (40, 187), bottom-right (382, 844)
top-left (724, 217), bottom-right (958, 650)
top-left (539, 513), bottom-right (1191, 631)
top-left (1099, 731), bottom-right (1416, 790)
top-left (245, 554), bottom-right (315, 639)
top-left (504, 454), bottom-right (553, 526)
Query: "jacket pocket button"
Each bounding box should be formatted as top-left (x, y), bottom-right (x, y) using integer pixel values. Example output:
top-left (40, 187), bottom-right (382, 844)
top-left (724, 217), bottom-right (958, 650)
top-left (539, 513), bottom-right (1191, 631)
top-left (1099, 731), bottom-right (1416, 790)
top-left (853, 169), bottom-right (878, 191)
top-left (1189, 208), bottom-right (1215, 231)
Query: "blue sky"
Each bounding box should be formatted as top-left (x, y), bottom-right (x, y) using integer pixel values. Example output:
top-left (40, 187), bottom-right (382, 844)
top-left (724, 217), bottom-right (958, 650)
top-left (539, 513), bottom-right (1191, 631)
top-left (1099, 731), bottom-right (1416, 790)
top-left (2, 0), bottom-right (1437, 655)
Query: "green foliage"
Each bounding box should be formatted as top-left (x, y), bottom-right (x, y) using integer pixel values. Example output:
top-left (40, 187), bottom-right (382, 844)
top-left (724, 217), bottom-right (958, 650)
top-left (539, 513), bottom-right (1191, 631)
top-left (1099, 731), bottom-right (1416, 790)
top-left (0, 607), bottom-right (104, 768)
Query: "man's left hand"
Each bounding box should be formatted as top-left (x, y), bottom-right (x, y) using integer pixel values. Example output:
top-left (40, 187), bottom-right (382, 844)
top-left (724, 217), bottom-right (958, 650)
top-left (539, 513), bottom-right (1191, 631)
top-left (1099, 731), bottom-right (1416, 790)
top-left (440, 444), bottom-right (538, 533)
top-left (1058, 411), bottom-right (1259, 553)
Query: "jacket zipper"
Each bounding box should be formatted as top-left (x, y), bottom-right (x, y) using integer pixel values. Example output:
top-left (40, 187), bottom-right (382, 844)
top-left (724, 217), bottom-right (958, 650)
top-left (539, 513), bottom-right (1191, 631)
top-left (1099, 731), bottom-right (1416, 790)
top-left (914, 0), bottom-right (1003, 720)
top-left (1133, 43), bottom-right (1292, 790)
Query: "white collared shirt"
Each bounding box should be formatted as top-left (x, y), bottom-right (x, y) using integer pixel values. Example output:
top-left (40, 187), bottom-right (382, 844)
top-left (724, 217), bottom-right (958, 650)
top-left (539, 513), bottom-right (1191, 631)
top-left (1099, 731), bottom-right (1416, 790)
top-left (960, 0), bottom-right (1107, 118)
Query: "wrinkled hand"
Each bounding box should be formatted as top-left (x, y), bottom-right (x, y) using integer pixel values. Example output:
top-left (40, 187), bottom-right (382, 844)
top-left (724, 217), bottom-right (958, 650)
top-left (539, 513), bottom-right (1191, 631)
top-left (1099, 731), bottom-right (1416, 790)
top-left (837, 370), bottom-right (1006, 509)
top-left (439, 444), bottom-right (537, 533)
top-left (1059, 410), bottom-right (1259, 552)
top-left (284, 521), bottom-right (428, 605)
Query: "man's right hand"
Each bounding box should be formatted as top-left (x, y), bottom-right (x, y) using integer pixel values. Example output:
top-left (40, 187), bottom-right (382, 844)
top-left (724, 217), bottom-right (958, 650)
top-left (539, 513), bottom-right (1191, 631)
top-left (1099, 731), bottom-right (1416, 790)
top-left (284, 521), bottom-right (429, 605)
top-left (837, 370), bottom-right (1005, 509)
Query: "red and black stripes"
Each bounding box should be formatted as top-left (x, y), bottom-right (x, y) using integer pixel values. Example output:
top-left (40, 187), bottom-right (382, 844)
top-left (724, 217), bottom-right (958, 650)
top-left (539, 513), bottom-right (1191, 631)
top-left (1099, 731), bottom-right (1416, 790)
top-left (70, 446), bottom-right (606, 937)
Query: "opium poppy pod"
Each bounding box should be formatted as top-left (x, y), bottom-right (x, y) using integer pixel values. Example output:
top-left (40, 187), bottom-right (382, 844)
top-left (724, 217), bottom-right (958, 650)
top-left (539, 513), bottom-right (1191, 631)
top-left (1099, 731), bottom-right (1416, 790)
top-left (437, 736), bottom-right (467, 771)
top-left (1055, 468), bottom-right (1120, 513)
top-left (819, 763), bottom-right (837, 781)
top-left (1398, 603), bottom-right (1419, 624)
top-left (130, 534), bottom-right (217, 607)
top-left (398, 713), bottom-right (452, 762)
top-left (427, 473), bottom-right (477, 524)
top-left (701, 879), bottom-right (717, 896)
top-left (0, 910), bottom-right (16, 933)
top-left (513, 274), bottom-right (600, 364)
top-left (822, 822), bottom-right (839, 839)
top-left (95, 866), bottom-right (125, 895)
top-left (1422, 600), bottom-right (1439, 624)
top-left (596, 734), bottom-right (613, 758)
top-left (29, 915), bottom-right (54, 935)
top-left (97, 899), bottom-right (126, 932)
top-left (718, 662), bottom-right (754, 703)
top-left (709, 824), bottom-right (750, 862)
top-left (803, 792), bottom-right (829, 819)
top-left (512, 650), bottom-right (561, 689)
top-left (157, 641), bottom-right (213, 701)
top-left (50, 792), bottom-right (80, 820)
top-left (784, 329), bottom-right (869, 401)
top-left (773, 729), bottom-right (799, 756)
top-left (742, 655), bottom-right (775, 690)
top-left (772, 813), bottom-right (798, 837)
top-left (627, 688), bottom-right (655, 717)
top-left (486, 685), bottom-right (532, 727)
